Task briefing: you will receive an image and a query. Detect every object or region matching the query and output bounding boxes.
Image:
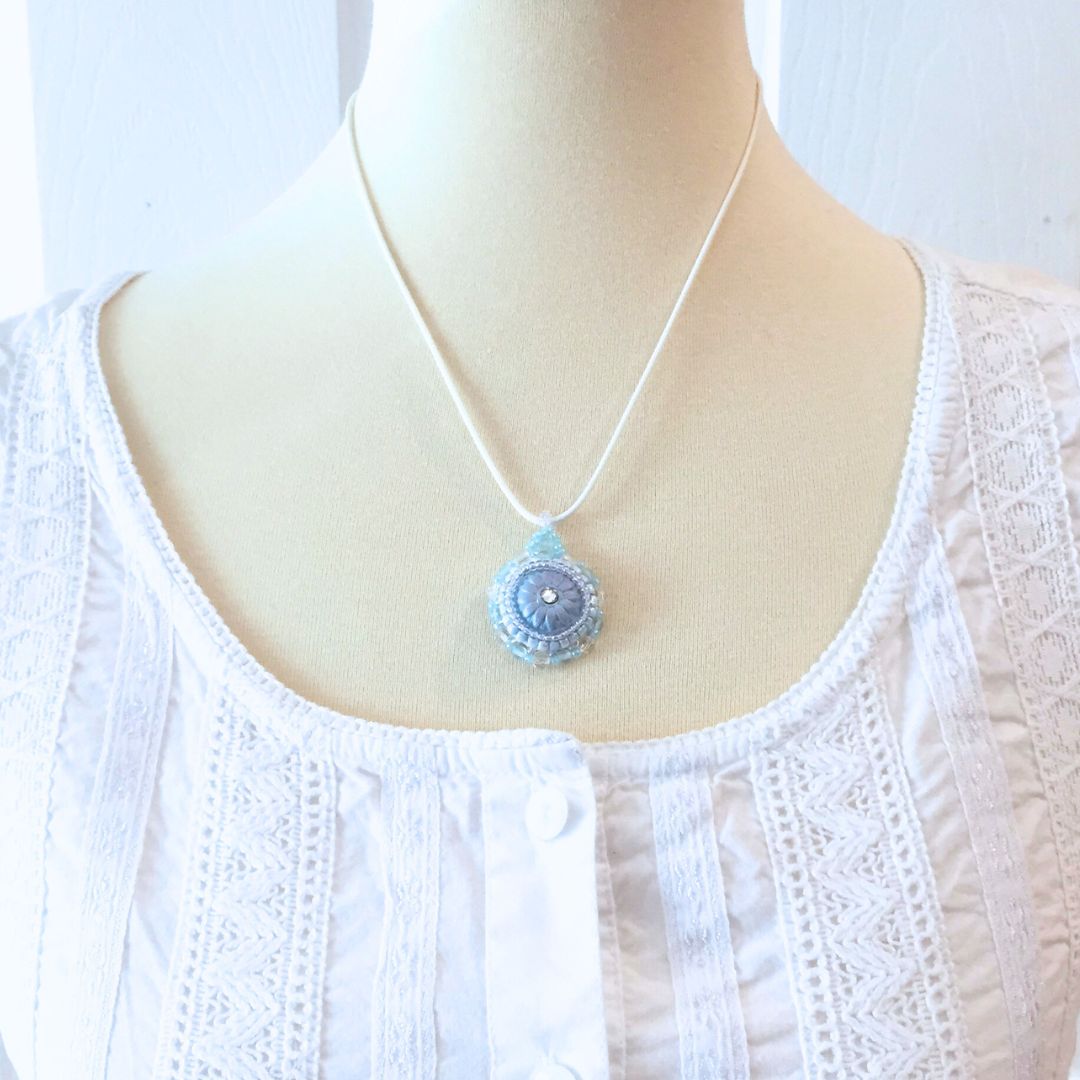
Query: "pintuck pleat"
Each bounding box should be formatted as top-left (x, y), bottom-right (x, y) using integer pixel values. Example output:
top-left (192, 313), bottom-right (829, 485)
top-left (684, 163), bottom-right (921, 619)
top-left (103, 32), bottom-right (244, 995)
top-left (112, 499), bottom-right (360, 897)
top-left (64, 554), bottom-right (174, 1080)
top-left (649, 759), bottom-right (750, 1078)
top-left (369, 753), bottom-right (442, 1078)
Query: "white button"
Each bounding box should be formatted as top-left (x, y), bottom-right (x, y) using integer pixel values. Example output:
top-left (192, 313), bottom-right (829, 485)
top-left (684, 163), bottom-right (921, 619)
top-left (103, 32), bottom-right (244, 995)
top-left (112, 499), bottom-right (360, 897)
top-left (525, 784), bottom-right (569, 840)
top-left (528, 1062), bottom-right (577, 1080)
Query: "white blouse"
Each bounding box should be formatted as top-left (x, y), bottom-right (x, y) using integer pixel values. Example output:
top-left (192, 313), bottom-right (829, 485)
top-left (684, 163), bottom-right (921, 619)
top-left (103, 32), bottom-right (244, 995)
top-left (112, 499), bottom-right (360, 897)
top-left (1, 237), bottom-right (1079, 1080)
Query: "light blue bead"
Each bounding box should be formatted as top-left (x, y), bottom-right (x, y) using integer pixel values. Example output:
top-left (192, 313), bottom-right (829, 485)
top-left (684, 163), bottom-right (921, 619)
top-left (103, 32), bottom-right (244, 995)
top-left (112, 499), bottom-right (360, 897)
top-left (525, 524), bottom-right (565, 559)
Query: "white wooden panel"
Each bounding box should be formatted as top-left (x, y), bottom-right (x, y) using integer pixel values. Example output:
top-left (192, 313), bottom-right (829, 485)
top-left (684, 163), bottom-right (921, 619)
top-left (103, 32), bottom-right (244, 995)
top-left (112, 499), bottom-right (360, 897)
top-left (779, 2), bottom-right (1080, 284)
top-left (338, 0), bottom-right (373, 116)
top-left (27, 0), bottom-right (343, 295)
top-left (744, 0), bottom-right (783, 127)
top-left (0, 0), bottom-right (44, 319)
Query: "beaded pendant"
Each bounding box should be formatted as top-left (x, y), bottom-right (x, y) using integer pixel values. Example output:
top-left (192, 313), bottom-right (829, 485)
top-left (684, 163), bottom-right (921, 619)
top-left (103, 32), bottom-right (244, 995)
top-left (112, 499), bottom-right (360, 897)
top-left (487, 518), bottom-right (604, 666)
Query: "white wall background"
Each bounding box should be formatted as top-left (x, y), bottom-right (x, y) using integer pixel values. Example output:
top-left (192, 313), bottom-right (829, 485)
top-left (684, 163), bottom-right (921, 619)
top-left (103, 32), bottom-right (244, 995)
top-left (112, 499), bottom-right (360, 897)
top-left (778, 1), bottom-right (1080, 288)
top-left (2, 1), bottom-right (1078, 319)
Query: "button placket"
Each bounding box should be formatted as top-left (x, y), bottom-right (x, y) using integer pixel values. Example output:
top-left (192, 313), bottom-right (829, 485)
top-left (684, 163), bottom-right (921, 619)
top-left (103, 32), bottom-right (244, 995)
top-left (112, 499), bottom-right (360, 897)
top-left (479, 761), bottom-right (612, 1080)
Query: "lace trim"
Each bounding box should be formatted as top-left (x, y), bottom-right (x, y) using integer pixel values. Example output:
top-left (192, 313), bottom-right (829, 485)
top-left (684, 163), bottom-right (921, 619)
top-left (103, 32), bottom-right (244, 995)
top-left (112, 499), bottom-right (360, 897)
top-left (906, 503), bottom-right (1041, 1074)
top-left (151, 685), bottom-right (336, 1079)
top-left (0, 313), bottom-right (91, 1074)
top-left (750, 658), bottom-right (974, 1079)
top-left (649, 753), bottom-right (749, 1078)
top-left (68, 550), bottom-right (173, 1078)
top-left (953, 281), bottom-right (1080, 1074)
top-left (369, 755), bottom-right (442, 1077)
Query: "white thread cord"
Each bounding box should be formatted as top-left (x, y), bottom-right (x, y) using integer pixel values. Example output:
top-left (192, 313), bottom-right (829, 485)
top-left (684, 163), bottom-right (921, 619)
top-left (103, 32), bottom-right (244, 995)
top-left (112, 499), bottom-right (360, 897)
top-left (344, 78), bottom-right (763, 529)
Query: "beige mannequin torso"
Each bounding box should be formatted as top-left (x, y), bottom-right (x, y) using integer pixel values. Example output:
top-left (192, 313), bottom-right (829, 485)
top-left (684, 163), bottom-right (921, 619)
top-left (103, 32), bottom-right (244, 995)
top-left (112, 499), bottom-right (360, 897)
top-left (95, 2), bottom-right (924, 743)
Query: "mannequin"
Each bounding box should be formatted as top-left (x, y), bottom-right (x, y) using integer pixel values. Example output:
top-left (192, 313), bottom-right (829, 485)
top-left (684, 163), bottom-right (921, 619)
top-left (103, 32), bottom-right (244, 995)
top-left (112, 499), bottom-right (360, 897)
top-left (96, 1), bottom-right (925, 743)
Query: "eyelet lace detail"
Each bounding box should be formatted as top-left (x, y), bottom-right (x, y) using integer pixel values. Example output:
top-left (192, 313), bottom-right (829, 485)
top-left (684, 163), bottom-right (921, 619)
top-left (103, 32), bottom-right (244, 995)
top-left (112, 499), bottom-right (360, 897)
top-left (151, 688), bottom-right (336, 1079)
top-left (952, 279), bottom-right (1080, 1074)
top-left (0, 312), bottom-right (92, 1073)
top-left (749, 656), bottom-right (974, 1078)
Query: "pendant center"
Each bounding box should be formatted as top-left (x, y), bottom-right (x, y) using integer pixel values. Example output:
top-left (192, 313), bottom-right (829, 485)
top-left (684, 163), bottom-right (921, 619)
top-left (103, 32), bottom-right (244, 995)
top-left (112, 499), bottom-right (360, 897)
top-left (539, 586), bottom-right (559, 605)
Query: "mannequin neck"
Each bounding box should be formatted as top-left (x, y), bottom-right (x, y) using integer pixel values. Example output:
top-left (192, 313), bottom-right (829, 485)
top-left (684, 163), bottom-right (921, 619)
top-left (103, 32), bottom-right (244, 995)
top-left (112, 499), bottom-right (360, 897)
top-left (351, 1), bottom-right (763, 235)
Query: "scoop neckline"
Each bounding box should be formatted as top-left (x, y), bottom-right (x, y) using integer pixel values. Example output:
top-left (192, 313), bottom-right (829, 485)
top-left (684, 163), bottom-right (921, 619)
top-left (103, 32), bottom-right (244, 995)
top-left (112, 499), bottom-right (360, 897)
top-left (74, 236), bottom-right (946, 779)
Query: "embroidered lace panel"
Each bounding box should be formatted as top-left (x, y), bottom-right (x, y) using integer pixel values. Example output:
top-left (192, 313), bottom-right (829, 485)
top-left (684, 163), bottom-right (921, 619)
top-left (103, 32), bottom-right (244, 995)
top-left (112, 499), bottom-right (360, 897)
top-left (952, 281), bottom-right (1080, 1076)
top-left (151, 687), bottom-right (337, 1079)
top-left (749, 659), bottom-right (975, 1079)
top-left (0, 315), bottom-right (90, 1075)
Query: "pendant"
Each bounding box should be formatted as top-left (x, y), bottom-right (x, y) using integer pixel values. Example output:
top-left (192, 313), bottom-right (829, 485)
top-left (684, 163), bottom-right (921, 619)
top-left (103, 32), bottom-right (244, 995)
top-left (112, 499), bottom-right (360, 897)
top-left (487, 516), bottom-right (604, 666)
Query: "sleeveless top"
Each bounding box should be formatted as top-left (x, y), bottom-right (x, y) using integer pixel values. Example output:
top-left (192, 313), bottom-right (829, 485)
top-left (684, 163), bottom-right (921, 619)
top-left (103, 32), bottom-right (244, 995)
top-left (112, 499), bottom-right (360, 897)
top-left (0, 237), bottom-right (1079, 1080)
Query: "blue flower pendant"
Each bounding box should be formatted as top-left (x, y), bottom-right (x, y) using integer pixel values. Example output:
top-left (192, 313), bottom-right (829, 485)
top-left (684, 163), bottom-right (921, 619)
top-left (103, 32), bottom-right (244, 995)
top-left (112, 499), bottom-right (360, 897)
top-left (487, 520), bottom-right (604, 666)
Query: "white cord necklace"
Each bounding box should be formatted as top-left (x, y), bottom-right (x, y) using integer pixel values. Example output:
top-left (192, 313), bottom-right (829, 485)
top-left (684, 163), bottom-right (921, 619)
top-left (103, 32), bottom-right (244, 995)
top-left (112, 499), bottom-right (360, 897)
top-left (344, 78), bottom-right (763, 666)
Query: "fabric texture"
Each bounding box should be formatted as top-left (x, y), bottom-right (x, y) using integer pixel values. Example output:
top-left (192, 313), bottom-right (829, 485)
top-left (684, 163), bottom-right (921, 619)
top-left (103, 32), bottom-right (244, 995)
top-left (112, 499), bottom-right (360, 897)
top-left (1, 237), bottom-right (1079, 1079)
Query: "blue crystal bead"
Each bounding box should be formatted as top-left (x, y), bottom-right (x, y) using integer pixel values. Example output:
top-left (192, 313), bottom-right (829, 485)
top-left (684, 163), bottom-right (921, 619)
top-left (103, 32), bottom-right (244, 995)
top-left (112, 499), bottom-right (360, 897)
top-left (487, 521), bottom-right (603, 666)
top-left (525, 524), bottom-right (565, 559)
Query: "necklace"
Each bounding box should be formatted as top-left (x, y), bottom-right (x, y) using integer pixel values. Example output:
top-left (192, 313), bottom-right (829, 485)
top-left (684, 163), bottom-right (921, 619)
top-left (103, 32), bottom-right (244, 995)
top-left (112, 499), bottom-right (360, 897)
top-left (344, 78), bottom-right (763, 666)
